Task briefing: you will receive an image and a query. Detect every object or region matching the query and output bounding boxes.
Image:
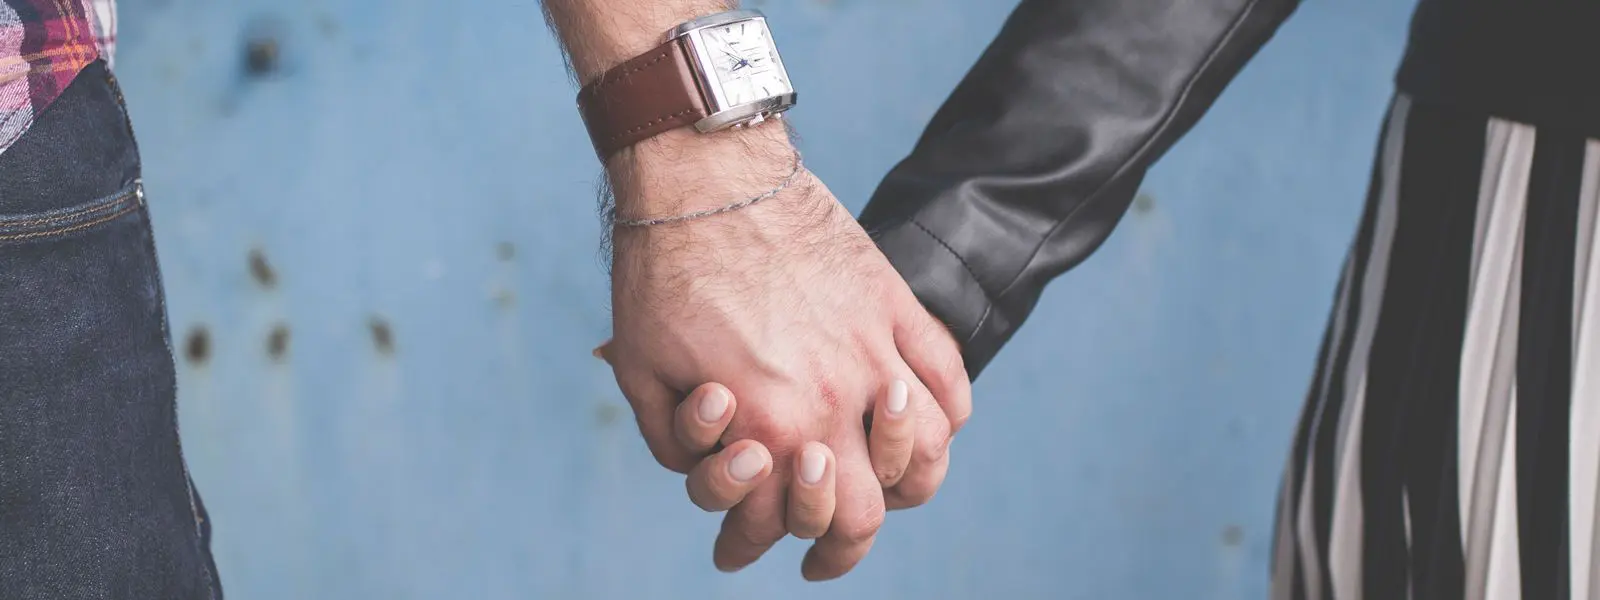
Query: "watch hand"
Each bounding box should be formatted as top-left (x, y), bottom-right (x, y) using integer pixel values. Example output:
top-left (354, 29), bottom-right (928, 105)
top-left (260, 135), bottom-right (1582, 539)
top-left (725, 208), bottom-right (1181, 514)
top-left (719, 48), bottom-right (755, 71)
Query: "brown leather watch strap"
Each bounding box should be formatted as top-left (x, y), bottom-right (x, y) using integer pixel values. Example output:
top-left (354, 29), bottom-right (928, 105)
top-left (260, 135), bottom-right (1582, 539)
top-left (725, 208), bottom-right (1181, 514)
top-left (577, 39), bottom-right (710, 161)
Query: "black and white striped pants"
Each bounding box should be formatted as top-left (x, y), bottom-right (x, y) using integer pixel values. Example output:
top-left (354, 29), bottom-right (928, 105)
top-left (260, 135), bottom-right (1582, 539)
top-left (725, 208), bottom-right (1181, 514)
top-left (1271, 94), bottom-right (1600, 600)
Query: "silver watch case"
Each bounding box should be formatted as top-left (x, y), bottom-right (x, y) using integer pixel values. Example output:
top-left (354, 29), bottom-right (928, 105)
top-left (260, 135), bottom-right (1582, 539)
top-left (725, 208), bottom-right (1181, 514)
top-left (667, 10), bottom-right (798, 133)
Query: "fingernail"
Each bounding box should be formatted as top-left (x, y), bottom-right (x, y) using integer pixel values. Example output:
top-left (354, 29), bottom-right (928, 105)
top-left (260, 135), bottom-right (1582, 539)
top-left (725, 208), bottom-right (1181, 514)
top-left (888, 379), bottom-right (909, 415)
top-left (729, 447), bottom-right (766, 482)
top-left (800, 448), bottom-right (826, 485)
top-left (698, 388), bottom-right (730, 423)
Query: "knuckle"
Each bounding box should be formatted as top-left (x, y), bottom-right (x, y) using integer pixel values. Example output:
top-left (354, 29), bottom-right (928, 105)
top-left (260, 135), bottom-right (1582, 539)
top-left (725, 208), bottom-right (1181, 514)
top-left (672, 420), bottom-right (704, 450)
top-left (897, 461), bottom-right (948, 507)
top-left (648, 445), bottom-right (695, 474)
top-left (835, 508), bottom-right (885, 544)
top-left (875, 464), bottom-right (906, 486)
top-left (815, 379), bottom-right (846, 415)
top-left (880, 427), bottom-right (916, 453)
top-left (874, 446), bottom-right (914, 481)
top-left (948, 409), bottom-right (972, 433)
top-left (678, 432), bottom-right (713, 454)
top-left (691, 469), bottom-right (744, 510)
top-left (893, 482), bottom-right (939, 508)
top-left (736, 414), bottom-right (801, 451)
top-left (678, 420), bottom-right (718, 450)
top-left (788, 509), bottom-right (829, 539)
top-left (733, 520), bottom-right (784, 548)
top-left (913, 435), bottom-right (947, 465)
top-left (913, 417), bottom-right (951, 464)
top-left (790, 496), bottom-right (828, 521)
top-left (943, 387), bottom-right (973, 432)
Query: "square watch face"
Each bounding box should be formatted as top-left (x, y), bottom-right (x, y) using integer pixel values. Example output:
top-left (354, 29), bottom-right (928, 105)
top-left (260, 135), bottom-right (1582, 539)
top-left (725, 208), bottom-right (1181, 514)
top-left (690, 19), bottom-right (793, 111)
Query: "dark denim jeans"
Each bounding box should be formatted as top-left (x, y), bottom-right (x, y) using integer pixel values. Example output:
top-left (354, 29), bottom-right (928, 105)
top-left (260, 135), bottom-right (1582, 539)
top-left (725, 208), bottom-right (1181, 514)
top-left (0, 61), bottom-right (221, 599)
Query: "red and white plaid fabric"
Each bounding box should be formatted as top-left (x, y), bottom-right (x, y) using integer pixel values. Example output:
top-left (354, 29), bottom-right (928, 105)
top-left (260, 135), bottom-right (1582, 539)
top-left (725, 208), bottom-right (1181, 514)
top-left (0, 0), bottom-right (114, 156)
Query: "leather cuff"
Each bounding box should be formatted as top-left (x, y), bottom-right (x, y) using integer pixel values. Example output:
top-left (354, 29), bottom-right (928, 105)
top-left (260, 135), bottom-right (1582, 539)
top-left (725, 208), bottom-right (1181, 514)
top-left (868, 215), bottom-right (1011, 380)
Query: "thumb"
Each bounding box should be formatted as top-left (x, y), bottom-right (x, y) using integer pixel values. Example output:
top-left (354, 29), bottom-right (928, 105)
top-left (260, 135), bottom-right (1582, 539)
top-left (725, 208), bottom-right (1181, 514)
top-left (593, 339), bottom-right (616, 366)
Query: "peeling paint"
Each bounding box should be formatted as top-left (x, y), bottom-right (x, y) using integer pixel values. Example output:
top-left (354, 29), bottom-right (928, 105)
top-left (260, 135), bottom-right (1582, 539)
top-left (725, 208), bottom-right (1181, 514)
top-left (266, 323), bottom-right (291, 362)
top-left (248, 248), bottom-right (277, 289)
top-left (368, 317), bottom-right (395, 356)
top-left (184, 325), bottom-right (211, 366)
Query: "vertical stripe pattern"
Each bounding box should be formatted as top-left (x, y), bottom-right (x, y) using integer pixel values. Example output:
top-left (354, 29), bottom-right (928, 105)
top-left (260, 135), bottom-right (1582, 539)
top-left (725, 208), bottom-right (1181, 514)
top-left (1570, 141), bottom-right (1600, 600)
top-left (1271, 93), bottom-right (1600, 599)
top-left (1464, 122), bottom-right (1533, 600)
top-left (1515, 129), bottom-right (1584, 600)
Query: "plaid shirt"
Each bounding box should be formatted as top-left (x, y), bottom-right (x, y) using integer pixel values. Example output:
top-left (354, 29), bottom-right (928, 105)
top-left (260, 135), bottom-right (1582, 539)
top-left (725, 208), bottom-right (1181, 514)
top-left (0, 0), bottom-right (114, 157)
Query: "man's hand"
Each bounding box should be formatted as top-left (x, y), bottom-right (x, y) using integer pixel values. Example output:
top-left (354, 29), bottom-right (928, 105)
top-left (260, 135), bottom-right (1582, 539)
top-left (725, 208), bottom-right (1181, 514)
top-left (602, 123), bottom-right (972, 579)
top-left (538, 0), bottom-right (969, 579)
top-left (598, 353), bottom-right (956, 578)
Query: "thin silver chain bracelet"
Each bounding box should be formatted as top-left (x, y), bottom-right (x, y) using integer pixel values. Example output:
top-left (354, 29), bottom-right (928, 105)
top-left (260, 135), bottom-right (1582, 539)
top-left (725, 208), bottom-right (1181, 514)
top-left (611, 150), bottom-right (805, 228)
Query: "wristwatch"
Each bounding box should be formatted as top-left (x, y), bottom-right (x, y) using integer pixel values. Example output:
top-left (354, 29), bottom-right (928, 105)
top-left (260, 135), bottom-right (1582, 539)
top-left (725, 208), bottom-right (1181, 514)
top-left (576, 9), bottom-right (797, 160)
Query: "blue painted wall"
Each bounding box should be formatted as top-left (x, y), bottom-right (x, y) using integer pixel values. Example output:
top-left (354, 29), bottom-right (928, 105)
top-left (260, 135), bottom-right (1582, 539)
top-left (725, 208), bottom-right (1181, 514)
top-left (115, 0), bottom-right (1414, 597)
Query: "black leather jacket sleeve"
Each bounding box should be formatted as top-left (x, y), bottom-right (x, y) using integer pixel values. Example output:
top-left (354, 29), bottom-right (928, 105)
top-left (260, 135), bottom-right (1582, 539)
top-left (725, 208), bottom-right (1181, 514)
top-left (859, 0), bottom-right (1301, 378)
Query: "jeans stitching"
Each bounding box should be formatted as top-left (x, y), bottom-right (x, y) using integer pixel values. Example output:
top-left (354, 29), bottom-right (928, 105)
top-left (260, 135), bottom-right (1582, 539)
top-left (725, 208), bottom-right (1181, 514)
top-left (0, 195), bottom-right (139, 242)
top-left (0, 193), bottom-right (131, 228)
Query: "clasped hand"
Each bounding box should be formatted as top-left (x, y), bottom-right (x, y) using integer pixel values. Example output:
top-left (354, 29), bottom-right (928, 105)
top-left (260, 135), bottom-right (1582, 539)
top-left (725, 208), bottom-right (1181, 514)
top-left (596, 139), bottom-right (970, 580)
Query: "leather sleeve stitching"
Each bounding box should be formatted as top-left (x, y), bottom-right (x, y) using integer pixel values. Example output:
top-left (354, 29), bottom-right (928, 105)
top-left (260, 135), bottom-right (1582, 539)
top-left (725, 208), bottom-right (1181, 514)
top-left (907, 217), bottom-right (995, 345)
top-left (909, 217), bottom-right (986, 288)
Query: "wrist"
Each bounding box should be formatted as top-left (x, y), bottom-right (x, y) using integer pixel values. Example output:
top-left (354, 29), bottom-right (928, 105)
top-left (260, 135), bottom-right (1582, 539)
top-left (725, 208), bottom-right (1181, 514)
top-left (607, 118), bottom-right (797, 218)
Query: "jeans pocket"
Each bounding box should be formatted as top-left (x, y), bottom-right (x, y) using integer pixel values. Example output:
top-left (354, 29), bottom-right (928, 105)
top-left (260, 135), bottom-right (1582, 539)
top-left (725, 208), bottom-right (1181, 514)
top-left (0, 188), bottom-right (217, 600)
top-left (0, 180), bottom-right (144, 243)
